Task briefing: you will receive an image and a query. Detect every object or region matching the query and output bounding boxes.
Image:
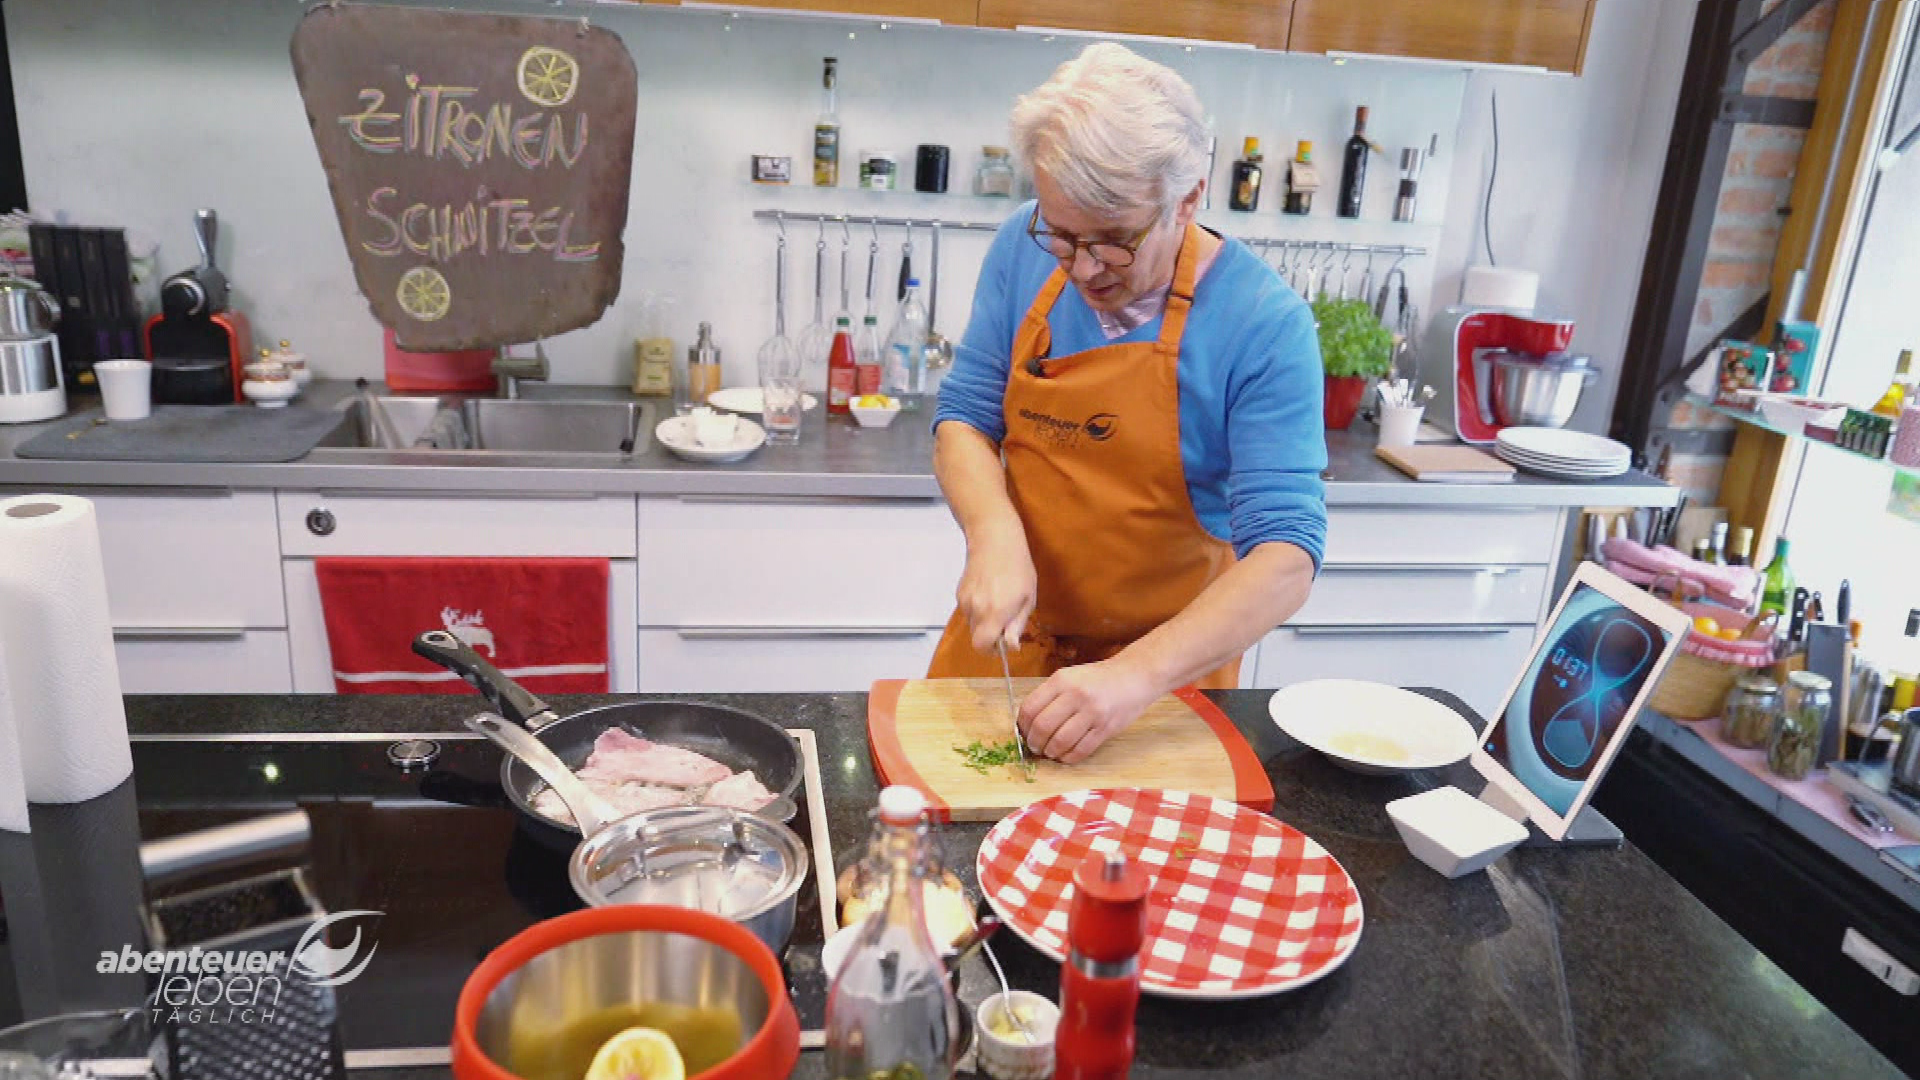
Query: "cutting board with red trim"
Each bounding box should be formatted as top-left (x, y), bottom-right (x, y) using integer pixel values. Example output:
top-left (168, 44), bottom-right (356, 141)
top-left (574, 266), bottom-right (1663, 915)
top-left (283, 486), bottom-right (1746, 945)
top-left (867, 678), bottom-right (1273, 823)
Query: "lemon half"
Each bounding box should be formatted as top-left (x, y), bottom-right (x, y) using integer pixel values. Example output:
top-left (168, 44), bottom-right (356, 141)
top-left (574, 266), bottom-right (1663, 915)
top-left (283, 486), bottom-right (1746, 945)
top-left (585, 1026), bottom-right (685, 1080)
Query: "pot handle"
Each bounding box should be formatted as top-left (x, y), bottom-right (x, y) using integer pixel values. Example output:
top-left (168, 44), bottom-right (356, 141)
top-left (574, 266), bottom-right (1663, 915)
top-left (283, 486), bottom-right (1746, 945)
top-left (33, 288), bottom-right (59, 328)
top-left (412, 629), bottom-right (555, 729)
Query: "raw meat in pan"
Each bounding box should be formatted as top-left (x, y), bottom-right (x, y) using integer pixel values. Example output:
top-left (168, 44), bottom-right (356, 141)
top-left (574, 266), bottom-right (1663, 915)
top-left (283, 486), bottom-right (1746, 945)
top-left (704, 770), bottom-right (775, 811)
top-left (575, 728), bottom-right (733, 787)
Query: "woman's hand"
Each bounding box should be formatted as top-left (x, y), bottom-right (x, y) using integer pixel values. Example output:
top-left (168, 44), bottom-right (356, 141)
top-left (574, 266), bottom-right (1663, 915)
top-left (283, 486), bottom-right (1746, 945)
top-left (957, 521), bottom-right (1037, 653)
top-left (1019, 658), bottom-right (1160, 763)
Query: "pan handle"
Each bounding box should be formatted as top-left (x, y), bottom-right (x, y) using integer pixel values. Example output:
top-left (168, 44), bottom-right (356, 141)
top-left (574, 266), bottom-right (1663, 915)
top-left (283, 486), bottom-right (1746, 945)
top-left (412, 630), bottom-right (556, 729)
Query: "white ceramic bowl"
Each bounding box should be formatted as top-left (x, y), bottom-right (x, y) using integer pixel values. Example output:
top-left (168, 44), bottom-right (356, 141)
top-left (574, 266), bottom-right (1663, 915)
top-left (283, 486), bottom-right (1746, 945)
top-left (975, 991), bottom-right (1059, 1080)
top-left (1267, 679), bottom-right (1478, 774)
top-left (242, 378), bottom-right (299, 409)
top-left (1385, 785), bottom-right (1528, 878)
top-left (849, 397), bottom-right (901, 429)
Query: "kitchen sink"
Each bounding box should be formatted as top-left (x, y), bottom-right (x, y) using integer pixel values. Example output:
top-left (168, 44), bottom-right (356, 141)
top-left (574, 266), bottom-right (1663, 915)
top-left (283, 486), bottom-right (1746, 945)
top-left (319, 396), bottom-right (654, 455)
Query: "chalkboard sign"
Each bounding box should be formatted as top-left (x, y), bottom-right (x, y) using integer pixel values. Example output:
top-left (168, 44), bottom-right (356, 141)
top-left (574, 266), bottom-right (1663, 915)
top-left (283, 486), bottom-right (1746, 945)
top-left (291, 4), bottom-right (636, 351)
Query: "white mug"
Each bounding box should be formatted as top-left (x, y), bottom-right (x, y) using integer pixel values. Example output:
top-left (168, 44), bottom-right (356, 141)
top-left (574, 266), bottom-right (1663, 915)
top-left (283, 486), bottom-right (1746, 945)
top-left (94, 360), bottom-right (153, 422)
top-left (1377, 403), bottom-right (1425, 448)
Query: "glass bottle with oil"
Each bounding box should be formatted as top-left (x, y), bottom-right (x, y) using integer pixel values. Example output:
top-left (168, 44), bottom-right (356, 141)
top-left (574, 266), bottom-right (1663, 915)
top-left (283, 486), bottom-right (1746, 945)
top-left (1228, 137), bottom-right (1264, 212)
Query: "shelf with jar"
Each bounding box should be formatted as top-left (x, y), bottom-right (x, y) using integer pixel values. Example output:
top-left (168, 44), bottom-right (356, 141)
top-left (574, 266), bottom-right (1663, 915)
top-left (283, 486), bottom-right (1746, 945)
top-left (1686, 392), bottom-right (1920, 484)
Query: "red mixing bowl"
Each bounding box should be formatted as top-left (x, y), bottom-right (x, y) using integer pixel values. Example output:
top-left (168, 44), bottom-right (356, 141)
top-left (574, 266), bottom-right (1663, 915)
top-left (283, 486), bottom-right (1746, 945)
top-left (452, 905), bottom-right (800, 1080)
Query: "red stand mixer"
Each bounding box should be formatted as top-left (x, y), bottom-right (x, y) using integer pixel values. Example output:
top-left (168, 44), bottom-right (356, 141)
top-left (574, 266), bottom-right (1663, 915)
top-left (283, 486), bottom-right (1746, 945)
top-left (1421, 310), bottom-right (1597, 445)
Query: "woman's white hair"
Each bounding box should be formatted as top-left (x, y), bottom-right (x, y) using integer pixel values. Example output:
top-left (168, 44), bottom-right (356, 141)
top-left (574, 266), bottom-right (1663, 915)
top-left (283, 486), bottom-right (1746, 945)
top-left (1010, 42), bottom-right (1210, 223)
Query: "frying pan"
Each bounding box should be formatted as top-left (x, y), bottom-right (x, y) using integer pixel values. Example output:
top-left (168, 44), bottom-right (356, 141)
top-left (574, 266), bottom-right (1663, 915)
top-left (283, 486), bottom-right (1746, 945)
top-left (411, 631), bottom-right (803, 846)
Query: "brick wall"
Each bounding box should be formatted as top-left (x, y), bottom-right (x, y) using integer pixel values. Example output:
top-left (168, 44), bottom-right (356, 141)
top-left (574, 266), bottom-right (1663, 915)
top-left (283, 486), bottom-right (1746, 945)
top-left (1660, 0), bottom-right (1835, 504)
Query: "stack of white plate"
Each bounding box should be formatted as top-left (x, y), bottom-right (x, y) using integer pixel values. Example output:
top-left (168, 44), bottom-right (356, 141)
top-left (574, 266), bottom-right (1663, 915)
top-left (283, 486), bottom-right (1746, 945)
top-left (1495, 427), bottom-right (1633, 480)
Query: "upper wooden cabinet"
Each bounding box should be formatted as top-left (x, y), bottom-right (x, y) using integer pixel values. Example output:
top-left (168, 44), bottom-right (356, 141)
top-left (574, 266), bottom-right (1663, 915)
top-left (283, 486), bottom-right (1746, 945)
top-left (976, 0), bottom-right (1295, 51)
top-left (648, 0), bottom-right (980, 24)
top-left (1288, 0), bottom-right (1594, 73)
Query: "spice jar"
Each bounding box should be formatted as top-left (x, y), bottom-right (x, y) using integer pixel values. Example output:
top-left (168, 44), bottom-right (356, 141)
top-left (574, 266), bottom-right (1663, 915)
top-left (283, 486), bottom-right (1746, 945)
top-left (1769, 671), bottom-right (1831, 780)
top-left (1722, 675), bottom-right (1781, 750)
top-left (975, 146), bottom-right (1014, 197)
top-left (859, 151), bottom-right (898, 191)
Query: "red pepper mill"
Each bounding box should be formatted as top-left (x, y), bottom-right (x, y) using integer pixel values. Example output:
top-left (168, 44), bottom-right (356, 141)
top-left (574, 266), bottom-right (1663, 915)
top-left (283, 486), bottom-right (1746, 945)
top-left (1055, 850), bottom-right (1150, 1080)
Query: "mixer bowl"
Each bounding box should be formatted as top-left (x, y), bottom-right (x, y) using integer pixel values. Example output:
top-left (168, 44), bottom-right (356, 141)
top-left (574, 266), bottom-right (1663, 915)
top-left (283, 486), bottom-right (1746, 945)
top-left (1492, 355), bottom-right (1597, 429)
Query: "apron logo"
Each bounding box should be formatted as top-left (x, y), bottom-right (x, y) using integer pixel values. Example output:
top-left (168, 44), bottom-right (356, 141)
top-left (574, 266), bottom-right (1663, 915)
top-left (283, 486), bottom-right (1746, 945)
top-left (1017, 407), bottom-right (1085, 449)
top-left (1084, 413), bottom-right (1118, 441)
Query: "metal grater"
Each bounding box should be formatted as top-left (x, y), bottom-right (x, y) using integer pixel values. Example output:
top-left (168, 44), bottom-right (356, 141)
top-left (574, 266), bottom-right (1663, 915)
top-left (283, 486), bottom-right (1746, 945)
top-left (141, 869), bottom-right (346, 1080)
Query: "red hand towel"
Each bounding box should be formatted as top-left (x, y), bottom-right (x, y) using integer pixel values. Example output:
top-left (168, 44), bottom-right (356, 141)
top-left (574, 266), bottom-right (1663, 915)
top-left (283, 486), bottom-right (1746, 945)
top-left (315, 558), bottom-right (610, 695)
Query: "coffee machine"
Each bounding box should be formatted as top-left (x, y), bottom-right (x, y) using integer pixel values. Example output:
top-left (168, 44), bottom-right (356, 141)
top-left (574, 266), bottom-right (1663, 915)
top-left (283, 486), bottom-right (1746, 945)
top-left (0, 272), bottom-right (67, 424)
top-left (144, 209), bottom-right (250, 404)
top-left (1420, 308), bottom-right (1596, 445)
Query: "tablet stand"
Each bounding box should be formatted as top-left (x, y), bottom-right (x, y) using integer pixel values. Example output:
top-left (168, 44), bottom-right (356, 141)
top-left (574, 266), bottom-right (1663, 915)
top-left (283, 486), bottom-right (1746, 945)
top-left (1478, 779), bottom-right (1625, 850)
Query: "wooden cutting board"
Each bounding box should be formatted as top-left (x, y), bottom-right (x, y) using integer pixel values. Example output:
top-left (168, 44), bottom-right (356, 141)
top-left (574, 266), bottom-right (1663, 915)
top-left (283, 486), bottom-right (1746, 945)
top-left (868, 678), bottom-right (1273, 822)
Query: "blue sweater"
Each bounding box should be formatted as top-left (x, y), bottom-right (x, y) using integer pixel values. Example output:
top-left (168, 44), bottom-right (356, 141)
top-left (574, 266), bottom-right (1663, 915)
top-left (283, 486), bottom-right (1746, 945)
top-left (934, 204), bottom-right (1328, 566)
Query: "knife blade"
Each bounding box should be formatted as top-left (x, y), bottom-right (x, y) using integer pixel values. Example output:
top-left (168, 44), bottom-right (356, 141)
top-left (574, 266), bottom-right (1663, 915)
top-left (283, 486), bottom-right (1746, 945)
top-left (996, 640), bottom-right (1025, 766)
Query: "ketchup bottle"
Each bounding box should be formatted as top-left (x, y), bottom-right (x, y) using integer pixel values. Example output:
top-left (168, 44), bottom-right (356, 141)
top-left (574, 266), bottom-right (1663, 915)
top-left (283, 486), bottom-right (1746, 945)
top-left (826, 314), bottom-right (857, 415)
top-left (1054, 851), bottom-right (1149, 1080)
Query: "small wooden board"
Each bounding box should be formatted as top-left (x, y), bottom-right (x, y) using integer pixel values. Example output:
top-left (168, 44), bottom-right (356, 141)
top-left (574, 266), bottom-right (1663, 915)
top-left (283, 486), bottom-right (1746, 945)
top-left (867, 679), bottom-right (1273, 823)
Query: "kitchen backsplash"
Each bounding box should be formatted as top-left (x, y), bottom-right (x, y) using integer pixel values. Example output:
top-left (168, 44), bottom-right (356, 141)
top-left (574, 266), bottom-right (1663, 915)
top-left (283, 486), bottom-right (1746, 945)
top-left (7, 0), bottom-right (1465, 388)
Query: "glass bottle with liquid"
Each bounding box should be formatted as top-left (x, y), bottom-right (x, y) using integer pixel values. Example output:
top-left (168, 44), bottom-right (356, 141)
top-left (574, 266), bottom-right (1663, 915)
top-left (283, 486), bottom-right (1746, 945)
top-left (1338, 107), bottom-right (1371, 219)
top-left (1760, 537), bottom-right (1796, 619)
top-left (824, 786), bottom-right (958, 1080)
top-left (1228, 137), bottom-right (1263, 212)
top-left (1871, 348), bottom-right (1913, 418)
top-left (814, 58), bottom-right (840, 187)
top-left (1283, 141), bottom-right (1317, 215)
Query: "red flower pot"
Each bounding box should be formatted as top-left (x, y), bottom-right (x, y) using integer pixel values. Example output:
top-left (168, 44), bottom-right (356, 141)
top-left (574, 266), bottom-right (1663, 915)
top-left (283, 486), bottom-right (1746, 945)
top-left (1324, 375), bottom-right (1368, 431)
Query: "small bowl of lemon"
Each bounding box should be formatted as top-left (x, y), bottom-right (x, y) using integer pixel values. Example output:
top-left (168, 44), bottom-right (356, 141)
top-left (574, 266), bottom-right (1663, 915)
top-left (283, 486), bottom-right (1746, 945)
top-left (849, 394), bottom-right (902, 429)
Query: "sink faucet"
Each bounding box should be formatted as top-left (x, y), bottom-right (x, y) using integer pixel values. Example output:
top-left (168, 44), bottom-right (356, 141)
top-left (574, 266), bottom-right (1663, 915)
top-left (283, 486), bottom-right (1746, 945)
top-left (492, 343), bottom-right (549, 399)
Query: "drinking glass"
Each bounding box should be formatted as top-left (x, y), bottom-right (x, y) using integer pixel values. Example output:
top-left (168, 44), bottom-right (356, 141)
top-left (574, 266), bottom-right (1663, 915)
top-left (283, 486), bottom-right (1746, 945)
top-left (759, 339), bottom-right (804, 445)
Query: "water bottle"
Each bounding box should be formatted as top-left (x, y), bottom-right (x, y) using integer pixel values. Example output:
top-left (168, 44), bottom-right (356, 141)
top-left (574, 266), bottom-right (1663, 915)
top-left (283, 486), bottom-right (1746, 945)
top-left (886, 279), bottom-right (930, 412)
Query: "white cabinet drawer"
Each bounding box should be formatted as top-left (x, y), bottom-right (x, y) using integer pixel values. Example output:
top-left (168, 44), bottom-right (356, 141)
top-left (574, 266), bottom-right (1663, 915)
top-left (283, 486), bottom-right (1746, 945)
top-left (1294, 565), bottom-right (1549, 626)
top-left (278, 492), bottom-right (636, 557)
top-left (637, 626), bottom-right (941, 692)
top-left (1252, 625), bottom-right (1536, 719)
top-left (113, 629), bottom-right (292, 694)
top-left (636, 495), bottom-right (964, 628)
top-left (1324, 508), bottom-right (1562, 567)
top-left (80, 491), bottom-right (284, 630)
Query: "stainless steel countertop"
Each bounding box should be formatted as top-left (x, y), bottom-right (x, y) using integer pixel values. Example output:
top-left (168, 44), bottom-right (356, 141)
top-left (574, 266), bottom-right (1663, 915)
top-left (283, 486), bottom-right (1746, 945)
top-left (0, 380), bottom-right (1677, 507)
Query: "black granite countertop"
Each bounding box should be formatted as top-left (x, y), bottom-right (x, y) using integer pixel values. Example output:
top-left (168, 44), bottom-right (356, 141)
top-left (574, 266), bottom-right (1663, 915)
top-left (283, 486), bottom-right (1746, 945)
top-left (110, 691), bottom-right (1899, 1080)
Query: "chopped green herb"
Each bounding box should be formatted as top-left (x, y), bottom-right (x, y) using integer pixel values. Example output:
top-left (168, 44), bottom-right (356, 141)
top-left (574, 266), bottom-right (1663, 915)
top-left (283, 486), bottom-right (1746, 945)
top-left (953, 740), bottom-right (1037, 782)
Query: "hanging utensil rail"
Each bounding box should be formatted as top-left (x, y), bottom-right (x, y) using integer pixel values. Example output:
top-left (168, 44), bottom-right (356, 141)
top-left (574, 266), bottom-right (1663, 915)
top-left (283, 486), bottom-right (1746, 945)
top-left (1240, 238), bottom-right (1428, 258)
top-left (754, 210), bottom-right (1001, 234)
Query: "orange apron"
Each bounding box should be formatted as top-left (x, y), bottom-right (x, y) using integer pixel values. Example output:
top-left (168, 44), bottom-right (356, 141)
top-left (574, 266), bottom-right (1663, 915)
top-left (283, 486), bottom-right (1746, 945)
top-left (928, 223), bottom-right (1239, 689)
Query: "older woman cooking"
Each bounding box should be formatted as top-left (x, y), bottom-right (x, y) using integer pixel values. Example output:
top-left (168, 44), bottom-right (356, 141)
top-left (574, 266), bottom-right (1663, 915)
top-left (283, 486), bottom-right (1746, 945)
top-left (929, 43), bottom-right (1327, 763)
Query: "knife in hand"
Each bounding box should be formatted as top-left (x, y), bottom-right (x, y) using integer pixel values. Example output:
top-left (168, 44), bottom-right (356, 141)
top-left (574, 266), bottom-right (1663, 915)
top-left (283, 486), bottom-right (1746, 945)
top-left (996, 639), bottom-right (1026, 766)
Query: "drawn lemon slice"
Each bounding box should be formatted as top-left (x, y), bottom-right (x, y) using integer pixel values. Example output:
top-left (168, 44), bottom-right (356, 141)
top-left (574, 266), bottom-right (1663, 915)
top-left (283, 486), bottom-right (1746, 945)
top-left (584, 1027), bottom-right (684, 1080)
top-left (517, 46), bottom-right (579, 108)
top-left (395, 266), bottom-right (451, 323)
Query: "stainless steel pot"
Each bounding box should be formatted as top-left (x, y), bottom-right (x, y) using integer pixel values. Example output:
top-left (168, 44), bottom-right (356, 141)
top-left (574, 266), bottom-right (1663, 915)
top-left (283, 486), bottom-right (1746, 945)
top-left (1890, 708), bottom-right (1920, 798)
top-left (0, 336), bottom-right (61, 395)
top-left (570, 805), bottom-right (809, 956)
top-left (1491, 353), bottom-right (1598, 429)
top-left (0, 275), bottom-right (59, 340)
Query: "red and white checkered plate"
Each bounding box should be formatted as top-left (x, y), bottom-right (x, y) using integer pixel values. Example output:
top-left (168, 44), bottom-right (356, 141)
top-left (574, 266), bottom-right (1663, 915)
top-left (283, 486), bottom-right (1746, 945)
top-left (976, 788), bottom-right (1364, 1000)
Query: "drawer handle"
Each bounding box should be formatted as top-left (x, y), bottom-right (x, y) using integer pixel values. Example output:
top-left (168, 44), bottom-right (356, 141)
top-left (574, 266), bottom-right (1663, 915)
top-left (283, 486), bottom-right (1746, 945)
top-left (676, 627), bottom-right (933, 640)
top-left (671, 494), bottom-right (940, 507)
top-left (1291, 625), bottom-right (1521, 637)
top-left (1318, 565), bottom-right (1529, 576)
top-left (309, 489), bottom-right (602, 501)
top-left (306, 508), bottom-right (336, 536)
top-left (113, 626), bottom-right (249, 642)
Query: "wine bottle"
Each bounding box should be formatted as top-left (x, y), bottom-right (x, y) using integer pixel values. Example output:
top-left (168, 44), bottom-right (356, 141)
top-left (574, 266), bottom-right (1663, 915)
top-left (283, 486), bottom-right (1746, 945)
top-left (1338, 107), bottom-right (1370, 219)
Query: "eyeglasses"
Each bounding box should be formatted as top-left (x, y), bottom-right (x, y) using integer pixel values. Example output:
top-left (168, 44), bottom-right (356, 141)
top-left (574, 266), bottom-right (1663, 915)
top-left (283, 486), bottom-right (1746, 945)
top-left (1025, 206), bottom-right (1155, 269)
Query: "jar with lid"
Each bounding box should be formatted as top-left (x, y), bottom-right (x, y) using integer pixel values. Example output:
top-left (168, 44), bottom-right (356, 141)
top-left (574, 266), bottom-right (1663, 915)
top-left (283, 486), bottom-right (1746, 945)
top-left (859, 151), bottom-right (898, 191)
top-left (1722, 675), bottom-right (1781, 749)
top-left (1768, 671), bottom-right (1831, 780)
top-left (975, 146), bottom-right (1014, 197)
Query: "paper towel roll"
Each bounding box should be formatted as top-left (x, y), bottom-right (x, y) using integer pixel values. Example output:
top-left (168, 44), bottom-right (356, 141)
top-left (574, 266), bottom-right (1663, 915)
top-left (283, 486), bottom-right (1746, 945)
top-left (1460, 266), bottom-right (1540, 312)
top-left (0, 635), bottom-right (30, 832)
top-left (0, 494), bottom-right (132, 804)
